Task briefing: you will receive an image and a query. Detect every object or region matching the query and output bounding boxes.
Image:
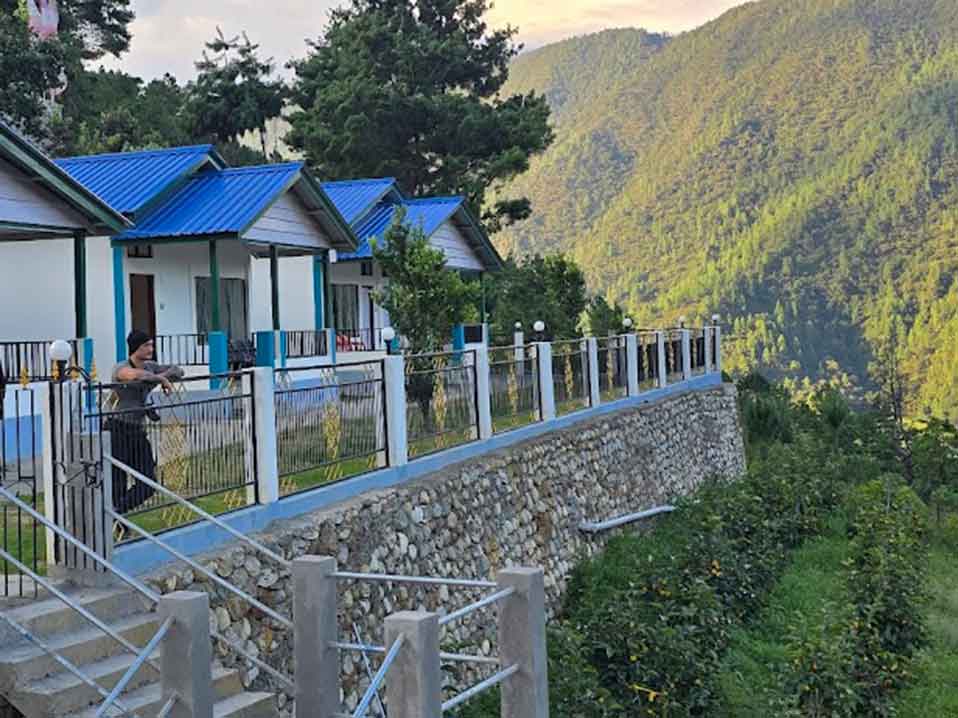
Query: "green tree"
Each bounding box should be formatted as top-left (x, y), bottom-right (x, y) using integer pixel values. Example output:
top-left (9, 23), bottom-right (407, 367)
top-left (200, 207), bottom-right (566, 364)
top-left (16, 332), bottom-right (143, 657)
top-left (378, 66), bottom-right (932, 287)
top-left (286, 0), bottom-right (553, 230)
top-left (183, 28), bottom-right (287, 157)
top-left (0, 10), bottom-right (65, 137)
top-left (584, 296), bottom-right (627, 337)
top-left (486, 254), bottom-right (588, 341)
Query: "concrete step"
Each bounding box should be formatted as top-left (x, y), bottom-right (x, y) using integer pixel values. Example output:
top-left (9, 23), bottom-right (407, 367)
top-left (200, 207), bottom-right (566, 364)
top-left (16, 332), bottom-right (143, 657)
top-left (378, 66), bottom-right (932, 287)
top-left (0, 611), bottom-right (161, 683)
top-left (0, 586), bottom-right (151, 640)
top-left (64, 667), bottom-right (262, 718)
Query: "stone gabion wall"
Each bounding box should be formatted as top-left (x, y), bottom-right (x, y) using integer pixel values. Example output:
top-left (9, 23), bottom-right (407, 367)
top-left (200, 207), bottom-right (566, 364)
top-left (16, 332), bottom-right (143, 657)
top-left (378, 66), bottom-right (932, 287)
top-left (147, 383), bottom-right (745, 715)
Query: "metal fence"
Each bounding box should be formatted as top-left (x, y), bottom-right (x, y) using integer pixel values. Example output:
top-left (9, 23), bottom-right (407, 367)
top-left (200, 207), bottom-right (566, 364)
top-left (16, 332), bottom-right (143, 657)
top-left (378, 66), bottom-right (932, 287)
top-left (274, 362), bottom-right (386, 496)
top-left (405, 350), bottom-right (479, 459)
top-left (337, 328), bottom-right (384, 353)
top-left (154, 334), bottom-right (209, 367)
top-left (94, 373), bottom-right (257, 542)
top-left (691, 328), bottom-right (708, 376)
top-left (0, 385), bottom-right (42, 597)
top-left (0, 339), bottom-right (78, 383)
top-left (551, 339), bottom-right (590, 416)
top-left (637, 332), bottom-right (659, 389)
top-left (597, 336), bottom-right (628, 402)
top-left (286, 329), bottom-right (329, 359)
top-left (665, 329), bottom-right (685, 384)
top-left (488, 344), bottom-right (539, 434)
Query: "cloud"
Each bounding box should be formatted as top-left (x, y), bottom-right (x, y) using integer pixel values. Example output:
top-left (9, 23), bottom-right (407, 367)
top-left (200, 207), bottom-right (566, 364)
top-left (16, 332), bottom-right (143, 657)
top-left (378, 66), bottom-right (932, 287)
top-left (99, 0), bottom-right (751, 81)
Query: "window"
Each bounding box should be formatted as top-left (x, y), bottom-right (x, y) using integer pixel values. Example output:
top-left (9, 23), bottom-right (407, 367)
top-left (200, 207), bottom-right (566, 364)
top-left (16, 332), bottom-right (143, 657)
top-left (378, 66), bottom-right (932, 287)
top-left (127, 245), bottom-right (153, 259)
top-left (195, 277), bottom-right (249, 338)
top-left (360, 261), bottom-right (373, 277)
top-left (332, 284), bottom-right (360, 331)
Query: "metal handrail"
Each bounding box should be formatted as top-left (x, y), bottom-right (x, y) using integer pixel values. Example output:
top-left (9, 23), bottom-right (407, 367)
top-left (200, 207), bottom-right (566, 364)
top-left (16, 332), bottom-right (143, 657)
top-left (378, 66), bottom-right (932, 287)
top-left (105, 454), bottom-right (289, 567)
top-left (441, 664), bottom-right (519, 712)
top-left (211, 628), bottom-right (294, 689)
top-left (332, 641), bottom-right (498, 665)
top-left (0, 609), bottom-right (143, 718)
top-left (352, 634), bottom-right (405, 718)
top-left (438, 587), bottom-right (515, 627)
top-left (579, 505), bottom-right (676, 533)
top-left (97, 616), bottom-right (173, 717)
top-left (0, 485), bottom-right (160, 604)
top-left (331, 571), bottom-right (497, 589)
top-left (156, 695), bottom-right (177, 718)
top-left (108, 509), bottom-right (293, 630)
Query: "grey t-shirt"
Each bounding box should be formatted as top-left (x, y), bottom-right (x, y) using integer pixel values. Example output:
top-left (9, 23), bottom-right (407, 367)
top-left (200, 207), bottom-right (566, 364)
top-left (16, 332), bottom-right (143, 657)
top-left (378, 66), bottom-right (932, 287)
top-left (110, 360), bottom-right (184, 421)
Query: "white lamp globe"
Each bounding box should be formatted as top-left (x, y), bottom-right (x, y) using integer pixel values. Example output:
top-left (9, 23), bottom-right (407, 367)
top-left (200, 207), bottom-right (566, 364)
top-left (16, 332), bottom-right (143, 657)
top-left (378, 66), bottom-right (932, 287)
top-left (514, 321), bottom-right (522, 331)
top-left (678, 315), bottom-right (687, 327)
top-left (711, 314), bottom-right (721, 324)
top-left (533, 320), bottom-right (545, 333)
top-left (381, 327), bottom-right (396, 343)
top-left (49, 340), bottom-right (73, 363)
top-left (623, 317), bottom-right (634, 329)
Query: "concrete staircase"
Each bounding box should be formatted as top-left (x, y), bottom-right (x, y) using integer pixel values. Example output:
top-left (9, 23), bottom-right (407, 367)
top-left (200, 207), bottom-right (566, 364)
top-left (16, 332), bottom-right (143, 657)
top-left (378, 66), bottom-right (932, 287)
top-left (0, 585), bottom-right (276, 718)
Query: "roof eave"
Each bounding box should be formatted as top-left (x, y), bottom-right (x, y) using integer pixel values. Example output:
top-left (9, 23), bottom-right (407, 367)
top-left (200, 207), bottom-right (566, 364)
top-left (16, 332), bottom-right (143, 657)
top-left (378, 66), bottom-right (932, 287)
top-left (454, 205), bottom-right (504, 272)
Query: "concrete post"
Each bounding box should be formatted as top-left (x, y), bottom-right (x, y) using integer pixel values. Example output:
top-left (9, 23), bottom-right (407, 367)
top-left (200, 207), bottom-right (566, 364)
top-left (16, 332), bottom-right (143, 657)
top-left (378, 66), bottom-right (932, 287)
top-left (159, 592), bottom-right (214, 718)
top-left (475, 345), bottom-right (493, 440)
top-left (251, 367), bottom-right (279, 505)
top-left (681, 329), bottom-right (692, 381)
top-left (254, 330), bottom-right (276, 368)
top-left (498, 567), bottom-right (549, 718)
top-left (293, 556), bottom-right (339, 718)
top-left (535, 342), bottom-right (555, 422)
top-left (208, 331), bottom-right (228, 390)
top-left (714, 324), bottom-right (723, 373)
top-left (38, 382), bottom-right (56, 565)
top-left (586, 338), bottom-right (600, 406)
top-left (513, 330), bottom-right (525, 377)
top-left (385, 611), bottom-right (442, 718)
top-left (656, 331), bottom-right (668, 389)
top-left (625, 334), bottom-right (640, 397)
top-left (326, 328), bottom-right (337, 365)
top-left (384, 355), bottom-right (408, 466)
top-left (703, 327), bottom-right (713, 373)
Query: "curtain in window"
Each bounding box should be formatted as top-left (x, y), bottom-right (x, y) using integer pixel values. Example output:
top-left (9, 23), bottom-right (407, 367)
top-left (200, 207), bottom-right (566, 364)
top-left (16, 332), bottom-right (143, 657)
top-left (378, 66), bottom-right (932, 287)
top-left (196, 277), bottom-right (249, 338)
top-left (333, 284), bottom-right (359, 331)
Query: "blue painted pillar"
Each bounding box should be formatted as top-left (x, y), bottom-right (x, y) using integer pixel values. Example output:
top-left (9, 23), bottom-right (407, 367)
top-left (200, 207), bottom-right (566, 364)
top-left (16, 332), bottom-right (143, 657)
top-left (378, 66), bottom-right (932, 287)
top-left (452, 324), bottom-right (466, 351)
top-left (312, 255), bottom-right (326, 331)
top-left (278, 330), bottom-right (288, 369)
top-left (255, 330), bottom-right (276, 368)
top-left (112, 246), bottom-right (127, 362)
top-left (208, 331), bottom-right (228, 388)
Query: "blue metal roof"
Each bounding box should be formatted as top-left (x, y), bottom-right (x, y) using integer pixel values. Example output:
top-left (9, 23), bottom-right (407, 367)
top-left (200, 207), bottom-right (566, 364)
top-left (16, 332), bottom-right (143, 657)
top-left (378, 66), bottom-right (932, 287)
top-left (55, 145), bottom-right (216, 215)
top-left (320, 177), bottom-right (397, 225)
top-left (343, 196), bottom-right (465, 260)
top-left (115, 163), bottom-right (303, 241)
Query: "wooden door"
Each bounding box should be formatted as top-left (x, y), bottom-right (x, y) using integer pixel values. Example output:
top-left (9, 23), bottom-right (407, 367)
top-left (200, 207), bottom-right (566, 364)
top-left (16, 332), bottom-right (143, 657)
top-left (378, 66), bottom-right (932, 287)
top-left (129, 274), bottom-right (156, 337)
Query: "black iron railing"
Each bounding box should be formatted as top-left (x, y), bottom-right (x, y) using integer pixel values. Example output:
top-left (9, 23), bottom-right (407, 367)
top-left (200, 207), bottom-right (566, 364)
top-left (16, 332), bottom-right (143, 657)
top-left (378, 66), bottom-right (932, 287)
top-left (285, 330), bottom-right (329, 359)
top-left (0, 340), bottom-right (79, 383)
top-left (154, 334), bottom-right (208, 367)
top-left (405, 350), bottom-right (479, 458)
top-left (336, 327), bottom-right (388, 353)
top-left (638, 332), bottom-right (659, 388)
top-left (551, 339), bottom-right (590, 416)
top-left (691, 328), bottom-right (708, 376)
top-left (597, 336), bottom-right (628, 402)
top-left (665, 330), bottom-right (685, 384)
top-left (93, 373), bottom-right (256, 541)
top-left (489, 344), bottom-right (539, 434)
top-left (274, 361), bottom-right (385, 495)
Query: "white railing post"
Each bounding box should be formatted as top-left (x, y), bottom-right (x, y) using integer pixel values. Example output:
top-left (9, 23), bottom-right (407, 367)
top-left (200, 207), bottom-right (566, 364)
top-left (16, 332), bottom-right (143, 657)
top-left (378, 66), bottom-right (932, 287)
top-left (703, 327), bottom-right (713, 373)
top-left (475, 345), bottom-right (493, 440)
top-left (625, 334), bottom-right (640, 397)
top-left (681, 329), bottom-right (692, 381)
top-left (513, 330), bottom-right (524, 375)
top-left (38, 381), bottom-right (56, 565)
top-left (294, 556), bottom-right (339, 718)
top-left (250, 367), bottom-right (279, 505)
top-left (385, 611), bottom-right (442, 718)
top-left (586, 338), bottom-right (600, 406)
top-left (656, 331), bottom-right (668, 388)
top-left (535, 342), bottom-right (555, 422)
top-left (159, 591), bottom-right (214, 718)
top-left (498, 567), bottom-right (549, 718)
top-left (384, 355), bottom-right (408, 466)
top-left (714, 324), bottom-right (723, 373)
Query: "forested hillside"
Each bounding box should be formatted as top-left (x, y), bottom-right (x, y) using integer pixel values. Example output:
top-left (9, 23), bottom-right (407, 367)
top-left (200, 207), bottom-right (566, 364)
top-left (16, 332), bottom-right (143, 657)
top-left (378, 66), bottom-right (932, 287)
top-left (494, 0), bottom-right (958, 420)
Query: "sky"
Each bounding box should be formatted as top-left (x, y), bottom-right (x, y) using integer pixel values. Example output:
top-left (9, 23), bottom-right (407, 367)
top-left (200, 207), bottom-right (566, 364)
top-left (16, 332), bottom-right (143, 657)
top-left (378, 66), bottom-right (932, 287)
top-left (99, 0), bottom-right (751, 82)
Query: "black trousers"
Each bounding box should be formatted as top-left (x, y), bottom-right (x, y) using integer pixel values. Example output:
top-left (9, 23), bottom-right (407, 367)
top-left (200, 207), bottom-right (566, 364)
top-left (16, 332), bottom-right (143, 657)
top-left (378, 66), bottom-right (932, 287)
top-left (107, 420), bottom-right (157, 514)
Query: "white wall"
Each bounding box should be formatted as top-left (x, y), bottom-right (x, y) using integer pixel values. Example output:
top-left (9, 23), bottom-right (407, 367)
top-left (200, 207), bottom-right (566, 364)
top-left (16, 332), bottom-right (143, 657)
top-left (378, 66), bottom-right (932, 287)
top-left (0, 160), bottom-right (87, 230)
top-left (249, 255), bottom-right (316, 334)
top-left (430, 219), bottom-right (484, 271)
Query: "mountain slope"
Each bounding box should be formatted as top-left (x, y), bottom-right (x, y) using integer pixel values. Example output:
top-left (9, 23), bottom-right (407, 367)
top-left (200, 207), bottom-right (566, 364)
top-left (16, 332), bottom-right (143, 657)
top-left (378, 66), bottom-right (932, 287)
top-left (494, 0), bottom-right (958, 419)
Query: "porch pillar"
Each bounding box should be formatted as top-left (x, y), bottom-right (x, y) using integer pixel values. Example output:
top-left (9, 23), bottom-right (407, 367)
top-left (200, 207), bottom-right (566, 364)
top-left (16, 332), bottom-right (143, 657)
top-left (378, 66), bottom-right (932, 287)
top-left (208, 240), bottom-right (221, 333)
top-left (73, 230), bottom-right (87, 339)
top-left (269, 245), bottom-right (281, 332)
top-left (312, 255), bottom-right (327, 332)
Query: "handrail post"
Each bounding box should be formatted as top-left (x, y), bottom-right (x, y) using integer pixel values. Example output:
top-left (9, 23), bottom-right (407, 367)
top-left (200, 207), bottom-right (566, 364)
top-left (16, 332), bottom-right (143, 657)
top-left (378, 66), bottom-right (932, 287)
top-left (384, 355), bottom-right (408, 466)
top-left (385, 611), bottom-right (442, 718)
top-left (703, 327), bottom-right (713, 373)
top-left (159, 591), bottom-right (214, 718)
top-left (475, 345), bottom-right (493, 440)
top-left (498, 567), bottom-right (549, 718)
top-left (294, 556), bottom-right (339, 718)
top-left (625, 334), bottom-right (640, 397)
top-left (586, 338), bottom-right (600, 406)
top-left (681, 329), bottom-right (692, 381)
top-left (656, 331), bottom-right (668, 388)
top-left (251, 367), bottom-right (279, 505)
top-left (535, 342), bottom-right (555, 421)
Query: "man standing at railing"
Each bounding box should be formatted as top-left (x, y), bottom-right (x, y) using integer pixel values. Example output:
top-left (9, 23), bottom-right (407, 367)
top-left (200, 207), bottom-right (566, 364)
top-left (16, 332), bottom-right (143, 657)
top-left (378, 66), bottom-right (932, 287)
top-left (107, 331), bottom-right (184, 513)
